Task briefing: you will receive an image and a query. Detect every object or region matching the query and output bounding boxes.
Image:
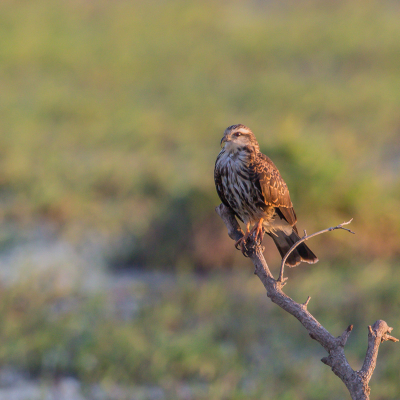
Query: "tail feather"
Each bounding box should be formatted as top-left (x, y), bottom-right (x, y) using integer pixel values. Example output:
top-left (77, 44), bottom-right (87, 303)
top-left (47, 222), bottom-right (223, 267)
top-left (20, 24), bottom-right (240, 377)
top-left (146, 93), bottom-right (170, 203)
top-left (268, 230), bottom-right (318, 267)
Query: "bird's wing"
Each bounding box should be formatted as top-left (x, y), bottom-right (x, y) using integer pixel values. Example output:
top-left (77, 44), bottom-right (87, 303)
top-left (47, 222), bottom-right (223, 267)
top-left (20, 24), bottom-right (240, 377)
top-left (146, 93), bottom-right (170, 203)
top-left (254, 153), bottom-right (298, 229)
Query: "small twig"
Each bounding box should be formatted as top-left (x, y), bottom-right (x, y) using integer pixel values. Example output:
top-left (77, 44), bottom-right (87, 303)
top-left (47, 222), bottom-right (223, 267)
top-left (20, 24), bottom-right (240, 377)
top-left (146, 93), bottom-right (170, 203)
top-left (302, 296), bottom-right (311, 309)
top-left (338, 324), bottom-right (354, 347)
top-left (383, 334), bottom-right (399, 343)
top-left (278, 219), bottom-right (355, 282)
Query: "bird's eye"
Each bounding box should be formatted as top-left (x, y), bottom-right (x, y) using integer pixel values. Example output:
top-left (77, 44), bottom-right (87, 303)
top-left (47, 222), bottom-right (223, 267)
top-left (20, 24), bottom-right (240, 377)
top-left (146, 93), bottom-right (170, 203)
top-left (234, 132), bottom-right (241, 137)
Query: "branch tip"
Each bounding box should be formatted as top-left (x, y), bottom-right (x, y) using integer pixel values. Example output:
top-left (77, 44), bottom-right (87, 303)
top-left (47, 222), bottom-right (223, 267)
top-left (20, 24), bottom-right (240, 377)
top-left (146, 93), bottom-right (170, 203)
top-left (383, 334), bottom-right (399, 343)
top-left (279, 217), bottom-right (355, 282)
top-left (338, 324), bottom-right (353, 346)
top-left (361, 320), bottom-right (398, 384)
top-left (381, 326), bottom-right (398, 343)
top-left (337, 218), bottom-right (355, 234)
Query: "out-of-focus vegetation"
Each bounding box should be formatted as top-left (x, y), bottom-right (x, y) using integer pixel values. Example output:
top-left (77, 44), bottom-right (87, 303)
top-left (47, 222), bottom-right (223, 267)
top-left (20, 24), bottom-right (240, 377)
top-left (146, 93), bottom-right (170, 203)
top-left (0, 0), bottom-right (400, 268)
top-left (0, 1), bottom-right (399, 398)
top-left (0, 265), bottom-right (399, 399)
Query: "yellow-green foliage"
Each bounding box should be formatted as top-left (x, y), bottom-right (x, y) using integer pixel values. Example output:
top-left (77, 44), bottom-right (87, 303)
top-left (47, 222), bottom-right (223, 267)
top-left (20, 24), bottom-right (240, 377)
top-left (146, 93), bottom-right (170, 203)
top-left (0, 0), bottom-right (399, 267)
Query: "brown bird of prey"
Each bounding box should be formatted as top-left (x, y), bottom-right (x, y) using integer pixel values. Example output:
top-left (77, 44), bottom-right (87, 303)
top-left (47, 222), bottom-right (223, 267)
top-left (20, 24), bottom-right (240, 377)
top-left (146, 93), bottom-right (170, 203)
top-left (214, 124), bottom-right (318, 267)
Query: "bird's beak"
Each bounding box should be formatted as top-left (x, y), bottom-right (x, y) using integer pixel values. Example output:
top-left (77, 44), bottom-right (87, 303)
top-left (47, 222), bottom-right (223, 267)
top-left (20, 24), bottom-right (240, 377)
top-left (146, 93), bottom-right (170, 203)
top-left (220, 135), bottom-right (229, 147)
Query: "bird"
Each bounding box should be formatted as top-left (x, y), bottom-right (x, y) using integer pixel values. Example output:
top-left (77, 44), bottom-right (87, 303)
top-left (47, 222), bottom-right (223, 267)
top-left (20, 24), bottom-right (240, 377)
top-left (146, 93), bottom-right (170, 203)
top-left (214, 124), bottom-right (318, 267)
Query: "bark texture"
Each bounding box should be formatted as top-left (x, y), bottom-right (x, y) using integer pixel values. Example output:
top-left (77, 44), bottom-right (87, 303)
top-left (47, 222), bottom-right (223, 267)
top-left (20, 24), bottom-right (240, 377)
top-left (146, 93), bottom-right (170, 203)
top-left (216, 203), bottom-right (398, 400)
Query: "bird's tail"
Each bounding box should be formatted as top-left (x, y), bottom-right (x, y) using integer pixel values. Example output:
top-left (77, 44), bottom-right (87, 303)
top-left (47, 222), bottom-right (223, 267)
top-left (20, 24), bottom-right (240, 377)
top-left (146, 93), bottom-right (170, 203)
top-left (268, 229), bottom-right (318, 267)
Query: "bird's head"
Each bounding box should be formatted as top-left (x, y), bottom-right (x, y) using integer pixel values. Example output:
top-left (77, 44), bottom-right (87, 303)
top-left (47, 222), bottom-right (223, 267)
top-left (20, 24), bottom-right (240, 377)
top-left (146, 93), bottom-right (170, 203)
top-left (220, 124), bottom-right (259, 153)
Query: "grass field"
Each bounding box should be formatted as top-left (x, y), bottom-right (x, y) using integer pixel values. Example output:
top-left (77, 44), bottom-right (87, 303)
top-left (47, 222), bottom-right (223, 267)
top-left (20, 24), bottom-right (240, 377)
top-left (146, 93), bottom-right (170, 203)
top-left (0, 0), bottom-right (400, 268)
top-left (0, 0), bottom-right (399, 398)
top-left (0, 262), bottom-right (398, 399)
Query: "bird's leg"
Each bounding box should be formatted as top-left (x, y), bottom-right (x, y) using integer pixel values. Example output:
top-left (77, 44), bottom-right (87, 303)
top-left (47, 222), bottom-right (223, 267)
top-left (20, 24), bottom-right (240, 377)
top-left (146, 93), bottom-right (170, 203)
top-left (249, 218), bottom-right (264, 244)
top-left (235, 222), bottom-right (251, 254)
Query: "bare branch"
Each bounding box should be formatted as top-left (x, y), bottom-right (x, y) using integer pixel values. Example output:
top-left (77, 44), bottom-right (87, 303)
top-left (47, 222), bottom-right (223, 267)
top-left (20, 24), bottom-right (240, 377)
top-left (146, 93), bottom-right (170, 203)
top-left (278, 218), bottom-right (355, 282)
top-left (360, 321), bottom-right (399, 384)
top-left (216, 203), bottom-right (397, 400)
top-left (215, 203), bottom-right (244, 242)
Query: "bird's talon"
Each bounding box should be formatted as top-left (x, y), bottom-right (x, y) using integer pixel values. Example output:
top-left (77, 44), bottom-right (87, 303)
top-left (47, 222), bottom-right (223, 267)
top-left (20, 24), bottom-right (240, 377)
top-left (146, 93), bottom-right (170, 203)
top-left (235, 235), bottom-right (254, 257)
top-left (235, 237), bottom-right (247, 252)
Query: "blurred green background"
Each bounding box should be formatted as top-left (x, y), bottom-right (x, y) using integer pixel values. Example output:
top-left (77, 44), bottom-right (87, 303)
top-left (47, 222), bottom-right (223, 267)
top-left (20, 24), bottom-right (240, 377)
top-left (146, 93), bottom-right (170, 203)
top-left (0, 0), bottom-right (399, 399)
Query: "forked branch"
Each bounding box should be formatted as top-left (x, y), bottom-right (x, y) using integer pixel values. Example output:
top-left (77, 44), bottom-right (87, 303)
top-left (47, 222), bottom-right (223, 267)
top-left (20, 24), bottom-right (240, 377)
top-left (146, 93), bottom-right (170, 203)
top-left (216, 203), bottom-right (397, 400)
